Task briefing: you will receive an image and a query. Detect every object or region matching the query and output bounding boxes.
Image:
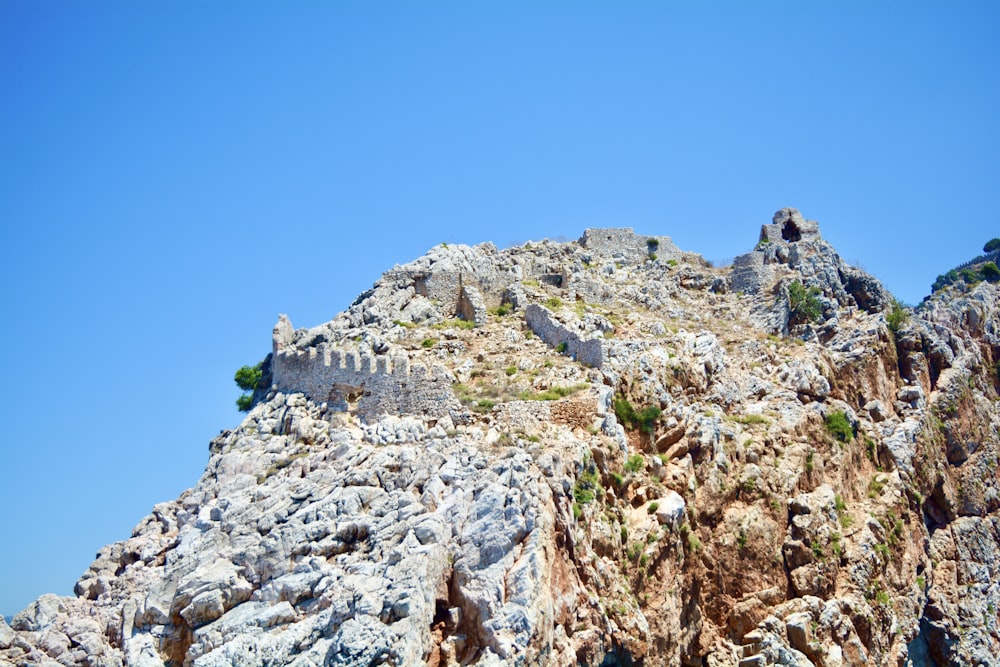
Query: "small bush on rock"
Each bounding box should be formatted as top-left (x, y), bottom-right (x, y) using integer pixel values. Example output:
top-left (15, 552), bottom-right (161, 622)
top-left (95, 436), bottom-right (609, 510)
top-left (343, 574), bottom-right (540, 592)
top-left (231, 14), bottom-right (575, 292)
top-left (886, 299), bottom-right (908, 333)
top-left (981, 262), bottom-right (1000, 283)
top-left (788, 281), bottom-right (822, 325)
top-left (825, 411), bottom-right (854, 443)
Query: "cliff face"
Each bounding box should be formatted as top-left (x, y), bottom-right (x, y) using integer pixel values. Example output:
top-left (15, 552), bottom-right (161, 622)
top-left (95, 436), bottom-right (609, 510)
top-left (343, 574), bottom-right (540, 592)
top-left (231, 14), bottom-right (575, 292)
top-left (3, 209), bottom-right (999, 667)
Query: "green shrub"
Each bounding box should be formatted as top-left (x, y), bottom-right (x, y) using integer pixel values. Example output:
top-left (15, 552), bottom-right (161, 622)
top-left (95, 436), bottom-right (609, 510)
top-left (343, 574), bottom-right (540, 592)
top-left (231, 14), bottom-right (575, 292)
top-left (505, 366), bottom-right (517, 376)
top-left (421, 337), bottom-right (438, 348)
top-left (236, 394), bottom-right (254, 412)
top-left (647, 501), bottom-right (659, 514)
top-left (545, 297), bottom-right (563, 309)
top-left (637, 406), bottom-right (662, 434)
top-left (556, 341), bottom-right (568, 354)
top-left (574, 462), bottom-right (600, 505)
top-left (614, 395), bottom-right (660, 433)
top-left (886, 299), bottom-right (908, 333)
top-left (234, 364), bottom-right (262, 392)
top-left (573, 485), bottom-right (595, 505)
top-left (981, 262), bottom-right (1000, 283)
top-left (489, 303), bottom-right (513, 317)
top-left (825, 411), bottom-right (854, 443)
top-left (234, 363), bottom-right (263, 412)
top-left (736, 528), bottom-right (748, 549)
top-left (985, 238), bottom-right (1000, 253)
top-left (615, 396), bottom-right (637, 427)
top-left (788, 281), bottom-right (822, 325)
top-left (831, 533), bottom-right (843, 559)
top-left (834, 494), bottom-right (847, 513)
top-left (625, 454), bottom-right (645, 473)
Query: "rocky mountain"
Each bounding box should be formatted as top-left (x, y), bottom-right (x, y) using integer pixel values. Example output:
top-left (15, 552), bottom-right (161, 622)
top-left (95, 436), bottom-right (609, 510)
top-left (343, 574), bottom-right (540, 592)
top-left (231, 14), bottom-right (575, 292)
top-left (3, 208), bottom-right (998, 667)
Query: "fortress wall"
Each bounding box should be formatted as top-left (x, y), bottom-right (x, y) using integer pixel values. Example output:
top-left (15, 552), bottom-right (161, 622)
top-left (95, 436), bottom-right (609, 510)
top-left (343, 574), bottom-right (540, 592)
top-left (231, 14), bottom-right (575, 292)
top-left (578, 228), bottom-right (680, 264)
top-left (524, 304), bottom-right (604, 368)
top-left (272, 341), bottom-right (412, 404)
top-left (731, 252), bottom-right (772, 295)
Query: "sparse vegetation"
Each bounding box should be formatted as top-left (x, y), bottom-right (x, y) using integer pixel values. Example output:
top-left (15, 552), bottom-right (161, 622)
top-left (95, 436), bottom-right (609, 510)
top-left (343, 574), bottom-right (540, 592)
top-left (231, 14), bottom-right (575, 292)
top-left (421, 337), bottom-right (438, 348)
top-left (489, 303), bottom-right (513, 317)
top-left (726, 413), bottom-right (769, 426)
top-left (625, 454), bottom-right (645, 473)
top-left (545, 296), bottom-right (563, 309)
top-left (519, 384), bottom-right (586, 401)
top-left (556, 341), bottom-right (568, 354)
top-left (573, 458), bottom-right (600, 506)
top-left (869, 475), bottom-right (887, 497)
top-left (473, 399), bottom-right (495, 413)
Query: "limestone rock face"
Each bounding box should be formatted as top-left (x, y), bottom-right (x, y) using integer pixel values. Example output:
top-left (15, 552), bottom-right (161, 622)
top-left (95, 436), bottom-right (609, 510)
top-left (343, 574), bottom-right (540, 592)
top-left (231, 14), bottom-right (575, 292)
top-left (4, 210), bottom-right (1000, 667)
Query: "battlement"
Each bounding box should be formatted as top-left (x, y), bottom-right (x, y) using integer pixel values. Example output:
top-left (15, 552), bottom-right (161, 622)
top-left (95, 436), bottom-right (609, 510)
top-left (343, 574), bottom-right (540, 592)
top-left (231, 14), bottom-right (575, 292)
top-left (269, 314), bottom-right (460, 420)
top-left (275, 346), bottom-right (411, 379)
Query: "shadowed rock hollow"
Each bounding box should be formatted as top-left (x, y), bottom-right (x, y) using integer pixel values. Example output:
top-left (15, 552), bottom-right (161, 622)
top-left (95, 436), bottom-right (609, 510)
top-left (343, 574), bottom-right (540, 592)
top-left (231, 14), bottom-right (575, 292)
top-left (4, 209), bottom-right (999, 667)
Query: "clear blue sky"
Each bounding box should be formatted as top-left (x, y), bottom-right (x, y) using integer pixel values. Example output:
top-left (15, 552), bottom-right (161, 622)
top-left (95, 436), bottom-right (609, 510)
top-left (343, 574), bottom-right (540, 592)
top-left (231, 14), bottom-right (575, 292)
top-left (1, 1), bottom-right (997, 616)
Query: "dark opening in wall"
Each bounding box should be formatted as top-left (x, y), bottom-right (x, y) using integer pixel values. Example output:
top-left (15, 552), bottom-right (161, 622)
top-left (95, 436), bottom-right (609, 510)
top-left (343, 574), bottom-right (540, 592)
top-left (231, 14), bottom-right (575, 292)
top-left (782, 221), bottom-right (802, 242)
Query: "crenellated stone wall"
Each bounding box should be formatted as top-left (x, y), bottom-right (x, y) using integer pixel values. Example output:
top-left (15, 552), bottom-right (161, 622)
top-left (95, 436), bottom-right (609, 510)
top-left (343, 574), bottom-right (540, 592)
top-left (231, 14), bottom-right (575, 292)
top-left (270, 315), bottom-right (461, 420)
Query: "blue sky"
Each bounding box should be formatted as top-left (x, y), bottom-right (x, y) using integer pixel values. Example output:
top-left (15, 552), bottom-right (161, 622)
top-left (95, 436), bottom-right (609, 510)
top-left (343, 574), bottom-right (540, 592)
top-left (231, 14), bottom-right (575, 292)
top-left (1, 1), bottom-right (997, 616)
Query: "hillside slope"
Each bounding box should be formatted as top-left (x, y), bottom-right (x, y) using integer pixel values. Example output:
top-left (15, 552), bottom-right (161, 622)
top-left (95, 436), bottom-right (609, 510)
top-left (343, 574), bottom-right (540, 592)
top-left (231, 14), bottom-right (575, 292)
top-left (3, 209), bottom-right (998, 667)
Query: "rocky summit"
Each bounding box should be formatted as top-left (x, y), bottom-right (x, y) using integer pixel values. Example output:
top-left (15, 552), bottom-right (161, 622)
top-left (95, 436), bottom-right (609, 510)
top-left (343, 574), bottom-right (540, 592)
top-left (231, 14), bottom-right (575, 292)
top-left (3, 208), bottom-right (999, 667)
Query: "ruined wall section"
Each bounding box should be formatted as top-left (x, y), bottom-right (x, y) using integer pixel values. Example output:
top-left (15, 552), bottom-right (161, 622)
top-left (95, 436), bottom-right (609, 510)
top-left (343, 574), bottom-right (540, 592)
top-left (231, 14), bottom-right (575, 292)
top-left (271, 315), bottom-right (460, 420)
top-left (396, 242), bottom-right (518, 318)
top-left (578, 227), bottom-right (681, 265)
top-left (524, 304), bottom-right (604, 368)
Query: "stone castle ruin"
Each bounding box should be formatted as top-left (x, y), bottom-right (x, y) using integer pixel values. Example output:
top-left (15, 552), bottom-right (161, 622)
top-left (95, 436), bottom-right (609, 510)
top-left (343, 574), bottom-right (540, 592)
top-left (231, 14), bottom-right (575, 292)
top-left (269, 218), bottom-right (871, 421)
top-left (266, 227), bottom-right (680, 421)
